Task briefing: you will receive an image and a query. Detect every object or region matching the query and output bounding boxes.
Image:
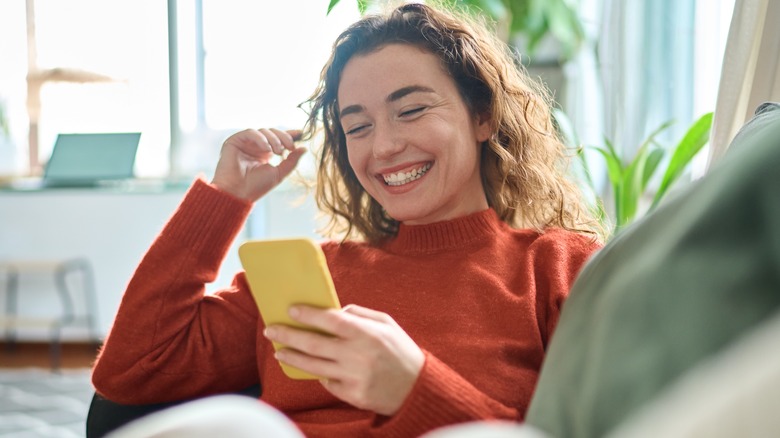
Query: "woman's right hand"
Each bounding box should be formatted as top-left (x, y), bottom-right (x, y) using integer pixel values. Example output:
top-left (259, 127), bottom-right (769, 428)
top-left (211, 128), bottom-right (307, 202)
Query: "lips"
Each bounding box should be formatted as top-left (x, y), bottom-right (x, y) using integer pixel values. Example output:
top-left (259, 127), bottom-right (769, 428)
top-left (382, 162), bottom-right (432, 186)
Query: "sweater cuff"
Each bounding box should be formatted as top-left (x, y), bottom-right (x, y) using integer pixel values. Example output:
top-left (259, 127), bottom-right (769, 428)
top-left (160, 178), bottom-right (254, 258)
top-left (370, 351), bottom-right (514, 437)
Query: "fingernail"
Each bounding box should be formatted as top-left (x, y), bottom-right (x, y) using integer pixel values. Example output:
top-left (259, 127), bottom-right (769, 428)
top-left (288, 306), bottom-right (300, 318)
top-left (264, 327), bottom-right (275, 338)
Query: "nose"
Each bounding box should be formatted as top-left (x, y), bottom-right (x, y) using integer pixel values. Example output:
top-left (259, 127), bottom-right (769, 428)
top-left (372, 121), bottom-right (406, 160)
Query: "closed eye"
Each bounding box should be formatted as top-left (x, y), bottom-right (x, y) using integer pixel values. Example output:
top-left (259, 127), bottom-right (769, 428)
top-left (400, 107), bottom-right (426, 117)
top-left (345, 124), bottom-right (370, 136)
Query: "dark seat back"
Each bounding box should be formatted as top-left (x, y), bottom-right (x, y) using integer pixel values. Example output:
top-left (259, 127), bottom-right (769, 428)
top-left (86, 384), bottom-right (262, 438)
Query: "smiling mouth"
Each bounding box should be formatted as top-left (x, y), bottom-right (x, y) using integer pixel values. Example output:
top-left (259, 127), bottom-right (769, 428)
top-left (382, 163), bottom-right (432, 186)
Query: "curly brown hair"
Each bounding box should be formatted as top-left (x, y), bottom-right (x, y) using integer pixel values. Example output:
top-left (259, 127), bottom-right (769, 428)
top-left (301, 2), bottom-right (601, 243)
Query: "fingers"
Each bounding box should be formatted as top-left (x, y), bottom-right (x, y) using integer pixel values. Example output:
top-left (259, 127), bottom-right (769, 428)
top-left (226, 128), bottom-right (301, 157)
top-left (212, 126), bottom-right (307, 202)
top-left (286, 129), bottom-right (303, 142)
top-left (267, 306), bottom-right (370, 349)
top-left (264, 324), bottom-right (346, 379)
top-left (223, 129), bottom-right (274, 158)
top-left (341, 304), bottom-right (394, 324)
top-left (266, 325), bottom-right (339, 362)
top-left (261, 128), bottom-right (299, 154)
top-left (265, 305), bottom-right (424, 415)
top-left (289, 305), bottom-right (366, 339)
top-left (273, 347), bottom-right (341, 380)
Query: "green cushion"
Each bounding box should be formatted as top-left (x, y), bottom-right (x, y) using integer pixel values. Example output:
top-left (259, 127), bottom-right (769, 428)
top-left (526, 103), bottom-right (780, 438)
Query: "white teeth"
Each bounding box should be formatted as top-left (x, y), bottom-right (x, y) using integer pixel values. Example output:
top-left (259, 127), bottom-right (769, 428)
top-left (383, 163), bottom-right (432, 186)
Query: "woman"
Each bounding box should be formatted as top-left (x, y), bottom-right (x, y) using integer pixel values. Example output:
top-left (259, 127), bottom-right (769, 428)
top-left (93, 3), bottom-right (601, 437)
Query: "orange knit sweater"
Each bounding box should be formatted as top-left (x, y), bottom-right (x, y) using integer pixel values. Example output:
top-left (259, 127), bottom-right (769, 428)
top-left (92, 179), bottom-right (600, 438)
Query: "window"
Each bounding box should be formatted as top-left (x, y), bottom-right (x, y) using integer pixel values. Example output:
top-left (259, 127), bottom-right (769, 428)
top-left (0, 0), bottom-right (358, 180)
top-left (172, 0), bottom-right (359, 177)
top-left (0, 0), bottom-right (169, 177)
top-left (572, 0), bottom-right (735, 168)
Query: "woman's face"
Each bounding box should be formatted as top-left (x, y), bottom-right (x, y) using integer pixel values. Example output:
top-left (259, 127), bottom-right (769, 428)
top-left (337, 44), bottom-right (491, 225)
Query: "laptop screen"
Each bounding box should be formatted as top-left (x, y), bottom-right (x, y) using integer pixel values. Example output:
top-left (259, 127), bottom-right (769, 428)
top-left (43, 133), bottom-right (141, 185)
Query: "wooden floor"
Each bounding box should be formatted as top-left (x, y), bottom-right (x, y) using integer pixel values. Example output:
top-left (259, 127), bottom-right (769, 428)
top-left (0, 342), bottom-right (99, 369)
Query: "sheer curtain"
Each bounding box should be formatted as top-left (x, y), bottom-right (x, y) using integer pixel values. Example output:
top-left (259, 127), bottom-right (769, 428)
top-left (565, 0), bottom-right (698, 205)
top-left (707, 0), bottom-right (780, 170)
top-left (596, 0), bottom-right (696, 156)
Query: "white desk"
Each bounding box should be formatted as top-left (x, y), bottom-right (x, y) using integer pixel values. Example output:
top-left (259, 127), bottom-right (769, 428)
top-left (0, 181), bottom-right (320, 342)
top-left (0, 183), bottom-right (246, 341)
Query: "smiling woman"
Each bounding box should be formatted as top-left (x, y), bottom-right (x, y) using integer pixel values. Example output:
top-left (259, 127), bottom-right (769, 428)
top-left (91, 3), bottom-right (603, 437)
top-left (337, 44), bottom-right (492, 225)
top-left (308, 3), bottom-right (604, 243)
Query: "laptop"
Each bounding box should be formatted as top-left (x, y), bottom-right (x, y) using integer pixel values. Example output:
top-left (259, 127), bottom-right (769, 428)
top-left (32, 132), bottom-right (141, 189)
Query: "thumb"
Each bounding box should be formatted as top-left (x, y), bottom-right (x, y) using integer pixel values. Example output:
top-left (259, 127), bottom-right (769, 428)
top-left (275, 147), bottom-right (308, 181)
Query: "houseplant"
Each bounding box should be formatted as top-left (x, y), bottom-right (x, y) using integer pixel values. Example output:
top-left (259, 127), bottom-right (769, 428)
top-left (326, 0), bottom-right (585, 63)
top-left (555, 109), bottom-right (714, 234)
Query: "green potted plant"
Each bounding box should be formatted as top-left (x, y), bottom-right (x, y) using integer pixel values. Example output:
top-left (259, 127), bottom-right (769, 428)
top-left (326, 0), bottom-right (585, 63)
top-left (555, 109), bottom-right (714, 235)
top-left (463, 0), bottom-right (585, 63)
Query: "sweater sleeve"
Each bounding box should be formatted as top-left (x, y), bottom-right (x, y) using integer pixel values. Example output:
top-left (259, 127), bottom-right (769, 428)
top-left (92, 179), bottom-right (262, 405)
top-left (369, 352), bottom-right (519, 437)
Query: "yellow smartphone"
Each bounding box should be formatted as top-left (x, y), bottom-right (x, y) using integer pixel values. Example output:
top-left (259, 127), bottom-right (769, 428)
top-left (238, 238), bottom-right (341, 379)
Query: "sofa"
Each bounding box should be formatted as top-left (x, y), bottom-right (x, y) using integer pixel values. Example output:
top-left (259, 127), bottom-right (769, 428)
top-left (525, 102), bottom-right (780, 437)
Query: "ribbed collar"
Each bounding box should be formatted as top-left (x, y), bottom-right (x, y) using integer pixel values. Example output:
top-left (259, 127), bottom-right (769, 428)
top-left (382, 208), bottom-right (503, 255)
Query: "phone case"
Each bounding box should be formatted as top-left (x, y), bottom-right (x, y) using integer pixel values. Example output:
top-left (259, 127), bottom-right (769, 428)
top-left (238, 238), bottom-right (341, 379)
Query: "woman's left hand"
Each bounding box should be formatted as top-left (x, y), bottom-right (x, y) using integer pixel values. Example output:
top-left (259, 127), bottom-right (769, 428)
top-left (264, 304), bottom-right (425, 416)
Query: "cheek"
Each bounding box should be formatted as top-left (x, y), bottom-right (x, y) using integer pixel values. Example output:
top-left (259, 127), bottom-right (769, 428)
top-left (345, 143), bottom-right (359, 171)
top-left (345, 144), bottom-right (371, 183)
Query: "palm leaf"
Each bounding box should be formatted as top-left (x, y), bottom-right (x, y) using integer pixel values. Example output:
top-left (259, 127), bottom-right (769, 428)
top-left (593, 145), bottom-right (623, 188)
top-left (357, 0), bottom-right (368, 14)
top-left (642, 148), bottom-right (665, 189)
top-left (619, 144), bottom-right (653, 227)
top-left (326, 0), bottom-right (341, 15)
top-left (603, 137), bottom-right (622, 166)
top-left (639, 119), bottom-right (675, 153)
top-left (652, 112), bottom-right (713, 207)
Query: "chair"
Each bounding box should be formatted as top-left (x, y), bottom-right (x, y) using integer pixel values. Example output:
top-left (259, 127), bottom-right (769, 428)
top-left (85, 384), bottom-right (262, 438)
top-left (0, 257), bottom-right (99, 369)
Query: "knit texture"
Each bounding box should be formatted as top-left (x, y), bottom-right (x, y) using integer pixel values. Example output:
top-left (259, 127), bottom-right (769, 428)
top-left (93, 178), bottom-right (600, 438)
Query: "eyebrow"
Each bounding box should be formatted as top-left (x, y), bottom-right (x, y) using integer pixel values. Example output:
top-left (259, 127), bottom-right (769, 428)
top-left (339, 85), bottom-right (436, 119)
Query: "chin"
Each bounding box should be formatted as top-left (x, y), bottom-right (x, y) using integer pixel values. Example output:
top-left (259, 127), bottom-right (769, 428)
top-left (382, 207), bottom-right (417, 223)
top-left (384, 206), bottom-right (436, 225)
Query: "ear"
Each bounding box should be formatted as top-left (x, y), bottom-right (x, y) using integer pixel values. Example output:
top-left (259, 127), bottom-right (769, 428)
top-left (474, 112), bottom-right (492, 143)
